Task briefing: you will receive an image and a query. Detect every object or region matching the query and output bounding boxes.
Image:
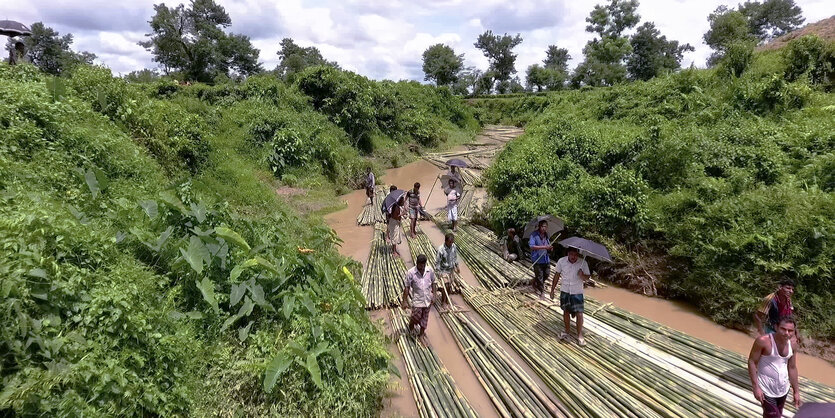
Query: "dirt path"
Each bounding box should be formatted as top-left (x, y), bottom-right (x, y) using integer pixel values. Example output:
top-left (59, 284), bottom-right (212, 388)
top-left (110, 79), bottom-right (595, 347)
top-left (325, 125), bottom-right (835, 416)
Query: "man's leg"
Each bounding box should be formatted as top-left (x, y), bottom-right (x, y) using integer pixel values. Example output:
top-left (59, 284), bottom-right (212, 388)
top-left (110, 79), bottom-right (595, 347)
top-left (762, 394), bottom-right (787, 418)
top-left (410, 216), bottom-right (417, 236)
top-left (576, 313), bottom-right (584, 339)
top-left (563, 310), bottom-right (571, 334)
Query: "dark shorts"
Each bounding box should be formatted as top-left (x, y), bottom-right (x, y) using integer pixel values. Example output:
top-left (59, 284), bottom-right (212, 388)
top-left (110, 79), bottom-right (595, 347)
top-left (560, 292), bottom-right (584, 314)
top-left (409, 307), bottom-right (431, 334)
top-left (762, 393), bottom-right (787, 418)
top-left (366, 187), bottom-right (374, 197)
top-left (533, 263), bottom-right (549, 292)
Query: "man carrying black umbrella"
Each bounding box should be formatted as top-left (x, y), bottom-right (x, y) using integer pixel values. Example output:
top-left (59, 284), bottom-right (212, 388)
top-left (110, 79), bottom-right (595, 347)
top-left (8, 41), bottom-right (26, 65)
top-left (529, 220), bottom-right (552, 296)
top-left (550, 247), bottom-right (591, 346)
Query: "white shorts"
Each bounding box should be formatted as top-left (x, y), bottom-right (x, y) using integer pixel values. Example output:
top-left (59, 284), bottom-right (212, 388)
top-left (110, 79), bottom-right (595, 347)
top-left (447, 204), bottom-right (458, 221)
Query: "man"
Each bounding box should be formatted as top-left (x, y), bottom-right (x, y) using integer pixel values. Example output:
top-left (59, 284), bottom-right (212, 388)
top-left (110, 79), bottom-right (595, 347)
top-left (501, 228), bottom-right (522, 262)
top-left (364, 167), bottom-right (375, 205)
top-left (446, 179), bottom-right (460, 231)
top-left (748, 316), bottom-right (801, 418)
top-left (528, 220), bottom-right (552, 296)
top-left (402, 254), bottom-right (437, 342)
top-left (755, 279), bottom-right (795, 336)
top-left (435, 233), bottom-right (460, 302)
top-left (550, 247), bottom-right (591, 346)
top-left (382, 185), bottom-right (398, 221)
top-left (8, 41), bottom-right (26, 65)
top-left (447, 165), bottom-right (463, 185)
top-left (387, 194), bottom-right (404, 256)
top-left (406, 182), bottom-right (423, 238)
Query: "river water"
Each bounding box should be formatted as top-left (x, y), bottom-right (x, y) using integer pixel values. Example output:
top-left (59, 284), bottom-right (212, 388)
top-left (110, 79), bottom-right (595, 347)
top-left (323, 128), bottom-right (835, 415)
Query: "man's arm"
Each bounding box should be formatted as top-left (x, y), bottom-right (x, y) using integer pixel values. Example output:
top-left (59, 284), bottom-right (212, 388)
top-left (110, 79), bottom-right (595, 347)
top-left (753, 311), bottom-right (765, 336)
top-left (578, 261), bottom-right (591, 281)
top-left (549, 261), bottom-right (562, 299)
top-left (453, 248), bottom-right (460, 273)
top-left (747, 337), bottom-right (766, 403)
top-left (401, 275), bottom-right (411, 309)
top-left (435, 249), bottom-right (442, 272)
top-left (529, 235), bottom-right (551, 250)
top-left (789, 342), bottom-right (801, 407)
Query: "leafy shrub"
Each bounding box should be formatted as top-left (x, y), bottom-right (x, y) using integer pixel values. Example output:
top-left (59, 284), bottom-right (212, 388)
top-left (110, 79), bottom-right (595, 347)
top-left (720, 40), bottom-right (755, 78)
top-left (731, 73), bottom-right (811, 113)
top-left (783, 35), bottom-right (835, 86)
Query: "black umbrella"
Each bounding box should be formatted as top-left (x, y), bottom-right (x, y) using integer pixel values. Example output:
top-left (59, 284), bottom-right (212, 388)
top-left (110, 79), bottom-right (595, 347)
top-left (0, 20), bottom-right (32, 37)
top-left (446, 158), bottom-right (468, 168)
top-left (558, 237), bottom-right (613, 263)
top-left (383, 189), bottom-right (406, 213)
top-left (522, 215), bottom-right (565, 239)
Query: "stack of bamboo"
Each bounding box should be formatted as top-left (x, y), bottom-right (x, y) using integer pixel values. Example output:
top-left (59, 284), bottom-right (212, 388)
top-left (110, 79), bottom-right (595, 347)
top-left (463, 286), bottom-right (769, 417)
top-left (356, 186), bottom-right (387, 225)
top-left (360, 225), bottom-right (407, 309)
top-left (443, 224), bottom-right (532, 289)
top-left (583, 298), bottom-right (835, 407)
top-left (390, 307), bottom-right (478, 418)
top-left (440, 308), bottom-right (569, 418)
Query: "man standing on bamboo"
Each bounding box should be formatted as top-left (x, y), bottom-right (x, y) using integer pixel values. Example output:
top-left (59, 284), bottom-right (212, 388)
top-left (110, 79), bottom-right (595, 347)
top-left (406, 182), bottom-right (423, 238)
top-left (748, 316), bottom-right (801, 417)
top-left (435, 233), bottom-right (460, 302)
top-left (364, 167), bottom-right (375, 205)
top-left (446, 179), bottom-right (460, 232)
top-left (529, 220), bottom-right (552, 296)
top-left (387, 194), bottom-right (404, 257)
top-left (402, 255), bottom-right (436, 342)
top-left (550, 247), bottom-right (591, 346)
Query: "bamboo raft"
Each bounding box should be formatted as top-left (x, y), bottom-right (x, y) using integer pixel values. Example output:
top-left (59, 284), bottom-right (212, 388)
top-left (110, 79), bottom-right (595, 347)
top-left (359, 225), bottom-right (406, 309)
top-left (391, 307), bottom-right (478, 418)
top-left (356, 186), bottom-right (386, 225)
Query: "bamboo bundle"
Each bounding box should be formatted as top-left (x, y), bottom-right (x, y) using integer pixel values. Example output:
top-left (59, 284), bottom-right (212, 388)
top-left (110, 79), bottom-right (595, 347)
top-left (436, 223), bottom-right (532, 289)
top-left (356, 186), bottom-right (387, 225)
top-left (462, 286), bottom-right (767, 418)
top-left (440, 308), bottom-right (569, 418)
top-left (359, 225), bottom-right (407, 309)
top-left (582, 298), bottom-right (835, 406)
top-left (390, 307), bottom-right (479, 418)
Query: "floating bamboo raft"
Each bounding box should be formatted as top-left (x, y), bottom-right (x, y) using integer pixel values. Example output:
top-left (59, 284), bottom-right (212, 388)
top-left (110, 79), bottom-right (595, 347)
top-left (440, 307), bottom-right (569, 418)
top-left (359, 225), bottom-right (406, 309)
top-left (356, 186), bottom-right (386, 225)
top-left (391, 307), bottom-right (478, 418)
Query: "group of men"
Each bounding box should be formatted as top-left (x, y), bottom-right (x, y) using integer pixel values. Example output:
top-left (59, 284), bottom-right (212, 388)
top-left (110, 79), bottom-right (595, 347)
top-left (370, 167), bottom-right (807, 418)
top-left (366, 165), bottom-right (463, 258)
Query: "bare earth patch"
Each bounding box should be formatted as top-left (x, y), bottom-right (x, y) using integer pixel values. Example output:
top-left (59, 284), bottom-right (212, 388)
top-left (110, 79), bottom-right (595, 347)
top-left (275, 186), bottom-right (306, 196)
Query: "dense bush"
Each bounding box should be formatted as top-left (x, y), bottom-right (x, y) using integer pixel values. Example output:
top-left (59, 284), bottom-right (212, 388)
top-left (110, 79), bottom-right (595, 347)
top-left (483, 46), bottom-right (835, 337)
top-left (783, 35), bottom-right (835, 86)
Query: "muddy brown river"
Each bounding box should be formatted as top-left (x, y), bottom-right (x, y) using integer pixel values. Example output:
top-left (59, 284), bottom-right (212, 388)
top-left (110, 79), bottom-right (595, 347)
top-left (324, 126), bottom-right (835, 415)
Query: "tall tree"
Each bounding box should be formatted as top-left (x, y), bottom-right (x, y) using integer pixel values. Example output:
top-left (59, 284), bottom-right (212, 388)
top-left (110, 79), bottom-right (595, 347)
top-left (627, 22), bottom-right (694, 81)
top-left (275, 38), bottom-right (338, 79)
top-left (526, 64), bottom-right (566, 92)
top-left (543, 45), bottom-right (570, 72)
top-left (9, 22), bottom-right (96, 75)
top-left (703, 6), bottom-right (755, 66)
top-left (474, 30), bottom-right (523, 93)
top-left (140, 0), bottom-right (262, 82)
top-left (573, 0), bottom-right (640, 87)
top-left (421, 43), bottom-right (464, 87)
top-left (738, 0), bottom-right (804, 41)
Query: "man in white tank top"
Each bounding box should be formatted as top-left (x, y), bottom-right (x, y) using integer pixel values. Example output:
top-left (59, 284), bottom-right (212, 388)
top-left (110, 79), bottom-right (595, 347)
top-left (747, 316), bottom-right (801, 418)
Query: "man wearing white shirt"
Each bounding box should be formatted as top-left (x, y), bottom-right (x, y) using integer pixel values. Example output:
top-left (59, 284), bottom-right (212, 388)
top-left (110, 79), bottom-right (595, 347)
top-left (549, 247), bottom-right (591, 346)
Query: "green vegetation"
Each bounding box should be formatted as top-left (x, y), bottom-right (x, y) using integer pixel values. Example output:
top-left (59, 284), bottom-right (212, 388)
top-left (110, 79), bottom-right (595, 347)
top-left (0, 60), bottom-right (476, 415)
top-left (480, 36), bottom-right (835, 338)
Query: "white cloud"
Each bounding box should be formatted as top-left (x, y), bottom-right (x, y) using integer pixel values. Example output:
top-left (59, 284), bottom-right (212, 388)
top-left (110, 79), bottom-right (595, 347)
top-left (4, 0), bottom-right (833, 79)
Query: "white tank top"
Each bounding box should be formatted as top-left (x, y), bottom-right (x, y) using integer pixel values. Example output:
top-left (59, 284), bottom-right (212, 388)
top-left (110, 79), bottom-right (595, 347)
top-left (757, 334), bottom-right (792, 398)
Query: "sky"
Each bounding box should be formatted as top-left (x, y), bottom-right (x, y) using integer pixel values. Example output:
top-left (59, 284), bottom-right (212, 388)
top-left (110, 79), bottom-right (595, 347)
top-left (3, 0), bottom-right (833, 81)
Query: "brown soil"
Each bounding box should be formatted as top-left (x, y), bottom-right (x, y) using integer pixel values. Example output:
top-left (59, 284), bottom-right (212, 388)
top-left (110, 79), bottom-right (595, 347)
top-left (275, 186), bottom-right (306, 196)
top-left (757, 15), bottom-right (835, 51)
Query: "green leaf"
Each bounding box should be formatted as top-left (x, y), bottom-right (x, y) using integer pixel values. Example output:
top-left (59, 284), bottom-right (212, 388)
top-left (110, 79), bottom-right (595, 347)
top-left (287, 341), bottom-right (306, 357)
top-left (306, 353), bottom-right (323, 390)
top-left (342, 266), bottom-right (355, 282)
top-left (330, 348), bottom-right (344, 375)
top-left (84, 169), bottom-right (101, 199)
top-left (229, 284), bottom-right (245, 308)
top-left (230, 258), bottom-right (259, 282)
top-left (300, 293), bottom-right (316, 314)
top-left (215, 226), bottom-right (251, 251)
top-left (185, 311), bottom-right (203, 319)
top-left (195, 277), bottom-right (218, 313)
top-left (181, 236), bottom-right (209, 275)
top-left (254, 256), bottom-right (280, 275)
top-left (249, 284), bottom-right (272, 311)
top-left (237, 296), bottom-right (255, 317)
top-left (238, 321), bottom-right (253, 342)
top-left (139, 200), bottom-right (158, 219)
top-left (221, 314), bottom-right (240, 332)
top-left (159, 190), bottom-right (187, 214)
top-left (264, 353), bottom-right (292, 393)
top-left (93, 167), bottom-right (109, 191)
top-left (282, 295), bottom-right (295, 319)
top-left (387, 361), bottom-right (401, 378)
top-left (189, 202), bottom-right (207, 223)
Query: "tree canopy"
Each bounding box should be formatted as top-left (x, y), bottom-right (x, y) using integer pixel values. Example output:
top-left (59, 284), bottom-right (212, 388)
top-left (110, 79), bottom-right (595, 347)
top-left (275, 38), bottom-right (338, 80)
top-left (140, 0), bottom-right (262, 82)
top-left (704, 6), bottom-right (757, 66)
top-left (573, 0), bottom-right (640, 87)
top-left (9, 22), bottom-right (96, 75)
top-left (421, 43), bottom-right (464, 87)
top-left (474, 30), bottom-right (523, 93)
top-left (543, 45), bottom-right (571, 72)
top-left (627, 22), bottom-right (694, 81)
top-left (738, 0), bottom-right (805, 41)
